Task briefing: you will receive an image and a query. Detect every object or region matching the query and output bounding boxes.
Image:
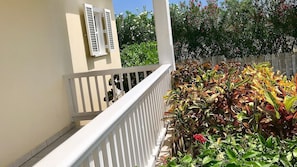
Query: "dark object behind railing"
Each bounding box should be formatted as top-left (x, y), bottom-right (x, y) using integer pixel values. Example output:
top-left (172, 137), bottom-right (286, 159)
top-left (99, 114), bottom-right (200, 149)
top-left (104, 71), bottom-right (153, 102)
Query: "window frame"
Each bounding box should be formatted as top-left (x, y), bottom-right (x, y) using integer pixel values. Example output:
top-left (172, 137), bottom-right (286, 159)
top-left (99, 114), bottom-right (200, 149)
top-left (84, 3), bottom-right (114, 57)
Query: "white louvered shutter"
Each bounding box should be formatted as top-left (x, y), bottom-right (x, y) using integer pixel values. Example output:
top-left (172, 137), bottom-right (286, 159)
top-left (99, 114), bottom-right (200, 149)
top-left (84, 4), bottom-right (101, 56)
top-left (104, 9), bottom-right (115, 51)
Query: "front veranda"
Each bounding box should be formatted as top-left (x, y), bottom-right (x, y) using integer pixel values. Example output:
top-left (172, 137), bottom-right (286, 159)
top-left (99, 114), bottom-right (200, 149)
top-left (33, 52), bottom-right (297, 166)
top-left (33, 0), bottom-right (297, 165)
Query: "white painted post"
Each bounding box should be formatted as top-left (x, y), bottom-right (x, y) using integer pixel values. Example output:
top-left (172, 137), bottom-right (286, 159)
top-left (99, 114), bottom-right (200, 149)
top-left (153, 0), bottom-right (176, 70)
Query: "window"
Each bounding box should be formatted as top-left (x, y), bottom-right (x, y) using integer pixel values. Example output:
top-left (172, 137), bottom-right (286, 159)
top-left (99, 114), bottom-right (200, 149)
top-left (84, 3), bottom-right (115, 57)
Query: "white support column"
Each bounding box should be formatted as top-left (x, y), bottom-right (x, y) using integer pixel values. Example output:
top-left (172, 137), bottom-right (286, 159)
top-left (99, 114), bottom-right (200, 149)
top-left (153, 0), bottom-right (176, 70)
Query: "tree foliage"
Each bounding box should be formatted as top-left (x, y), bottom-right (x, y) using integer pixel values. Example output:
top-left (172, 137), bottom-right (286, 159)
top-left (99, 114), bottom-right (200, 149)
top-left (120, 41), bottom-right (158, 67)
top-left (116, 10), bottom-right (156, 49)
top-left (171, 0), bottom-right (297, 59)
top-left (116, 0), bottom-right (297, 61)
top-left (116, 11), bottom-right (157, 67)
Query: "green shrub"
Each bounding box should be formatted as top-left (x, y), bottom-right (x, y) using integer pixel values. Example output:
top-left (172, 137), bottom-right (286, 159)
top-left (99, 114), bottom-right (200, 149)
top-left (162, 133), bottom-right (297, 167)
top-left (164, 61), bottom-right (297, 157)
top-left (120, 41), bottom-right (158, 67)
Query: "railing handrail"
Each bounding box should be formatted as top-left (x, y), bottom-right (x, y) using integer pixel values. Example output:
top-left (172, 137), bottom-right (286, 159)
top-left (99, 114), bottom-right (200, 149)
top-left (64, 64), bottom-right (160, 79)
top-left (34, 64), bottom-right (171, 167)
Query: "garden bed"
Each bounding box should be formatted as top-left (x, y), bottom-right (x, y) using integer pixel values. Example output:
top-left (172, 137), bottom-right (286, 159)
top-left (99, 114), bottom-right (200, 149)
top-left (161, 61), bottom-right (297, 166)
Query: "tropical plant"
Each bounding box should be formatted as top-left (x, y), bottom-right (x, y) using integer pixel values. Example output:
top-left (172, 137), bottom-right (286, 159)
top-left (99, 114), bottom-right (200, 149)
top-left (164, 61), bottom-right (297, 157)
top-left (162, 133), bottom-right (297, 167)
top-left (162, 152), bottom-right (197, 167)
top-left (164, 61), bottom-right (253, 155)
top-left (120, 41), bottom-right (158, 67)
top-left (242, 63), bottom-right (297, 138)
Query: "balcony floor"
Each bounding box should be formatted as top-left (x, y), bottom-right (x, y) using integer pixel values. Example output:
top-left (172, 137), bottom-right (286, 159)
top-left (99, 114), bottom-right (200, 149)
top-left (19, 127), bottom-right (80, 167)
top-left (155, 128), bottom-right (173, 166)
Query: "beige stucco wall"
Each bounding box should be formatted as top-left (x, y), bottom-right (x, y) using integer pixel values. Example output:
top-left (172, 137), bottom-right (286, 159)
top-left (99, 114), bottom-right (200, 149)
top-left (0, 0), bottom-right (121, 166)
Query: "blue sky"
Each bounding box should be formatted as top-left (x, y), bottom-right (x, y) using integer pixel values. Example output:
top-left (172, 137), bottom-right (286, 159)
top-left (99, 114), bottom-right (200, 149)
top-left (113, 0), bottom-right (218, 14)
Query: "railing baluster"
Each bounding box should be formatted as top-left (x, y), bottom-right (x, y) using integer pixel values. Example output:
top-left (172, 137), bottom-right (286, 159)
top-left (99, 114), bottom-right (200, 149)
top-left (87, 76), bottom-right (94, 112)
top-left (117, 126), bottom-right (127, 167)
top-left (67, 78), bottom-right (78, 115)
top-left (105, 138), bottom-right (114, 167)
top-left (113, 126), bottom-right (124, 167)
top-left (133, 108), bottom-right (142, 166)
top-left (155, 84), bottom-right (162, 130)
top-left (92, 148), bottom-right (100, 167)
top-left (148, 90), bottom-right (158, 146)
top-left (130, 110), bottom-right (140, 166)
top-left (135, 72), bottom-right (140, 84)
top-left (87, 154), bottom-right (95, 167)
top-left (123, 118), bottom-right (133, 166)
top-left (100, 141), bottom-right (110, 167)
top-left (119, 73), bottom-right (125, 95)
top-left (79, 77), bottom-right (87, 113)
top-left (127, 73), bottom-right (132, 90)
top-left (140, 100), bottom-right (150, 163)
top-left (135, 105), bottom-right (145, 166)
top-left (156, 84), bottom-right (163, 132)
top-left (98, 146), bottom-right (104, 167)
top-left (144, 96), bottom-right (154, 157)
top-left (94, 76), bottom-right (102, 112)
top-left (120, 120), bottom-right (132, 167)
top-left (108, 132), bottom-right (118, 166)
top-left (103, 75), bottom-right (109, 107)
top-left (152, 88), bottom-right (159, 141)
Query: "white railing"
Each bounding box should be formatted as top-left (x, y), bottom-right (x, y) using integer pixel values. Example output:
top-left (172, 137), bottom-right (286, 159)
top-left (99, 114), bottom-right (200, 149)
top-left (198, 52), bottom-right (297, 76)
top-left (64, 64), bottom-right (159, 121)
top-left (34, 64), bottom-right (172, 167)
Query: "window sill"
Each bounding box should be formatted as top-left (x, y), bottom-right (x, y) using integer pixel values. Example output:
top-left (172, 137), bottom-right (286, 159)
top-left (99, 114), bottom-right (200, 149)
top-left (92, 52), bottom-right (108, 57)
